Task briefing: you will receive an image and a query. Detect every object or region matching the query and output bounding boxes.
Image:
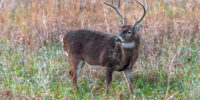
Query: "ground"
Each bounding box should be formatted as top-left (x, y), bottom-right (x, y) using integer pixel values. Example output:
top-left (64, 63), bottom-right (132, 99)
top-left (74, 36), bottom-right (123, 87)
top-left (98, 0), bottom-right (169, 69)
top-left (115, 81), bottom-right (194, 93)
top-left (0, 38), bottom-right (199, 99)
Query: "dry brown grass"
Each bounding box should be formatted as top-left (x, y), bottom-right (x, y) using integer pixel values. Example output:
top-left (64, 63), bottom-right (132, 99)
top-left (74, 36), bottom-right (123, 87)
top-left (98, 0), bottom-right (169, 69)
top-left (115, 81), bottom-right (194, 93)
top-left (0, 0), bottom-right (199, 47)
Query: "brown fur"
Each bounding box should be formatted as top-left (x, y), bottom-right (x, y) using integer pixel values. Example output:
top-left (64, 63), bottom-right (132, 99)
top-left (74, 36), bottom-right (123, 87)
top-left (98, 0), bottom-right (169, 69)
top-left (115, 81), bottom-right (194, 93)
top-left (63, 28), bottom-right (140, 71)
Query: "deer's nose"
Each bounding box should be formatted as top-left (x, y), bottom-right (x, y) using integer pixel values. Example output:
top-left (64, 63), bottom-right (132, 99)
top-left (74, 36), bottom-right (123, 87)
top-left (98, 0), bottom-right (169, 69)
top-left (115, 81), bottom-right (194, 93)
top-left (115, 37), bottom-right (122, 43)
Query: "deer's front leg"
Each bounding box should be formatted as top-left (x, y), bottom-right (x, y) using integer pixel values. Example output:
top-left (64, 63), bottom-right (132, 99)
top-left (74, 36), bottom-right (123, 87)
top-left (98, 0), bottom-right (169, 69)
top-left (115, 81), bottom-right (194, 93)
top-left (105, 68), bottom-right (113, 100)
top-left (123, 68), bottom-right (135, 100)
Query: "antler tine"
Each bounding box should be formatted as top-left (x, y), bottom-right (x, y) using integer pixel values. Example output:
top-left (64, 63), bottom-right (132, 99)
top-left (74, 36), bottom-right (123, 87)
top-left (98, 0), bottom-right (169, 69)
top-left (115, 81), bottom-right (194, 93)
top-left (133, 0), bottom-right (146, 27)
top-left (118, 0), bottom-right (120, 8)
top-left (104, 0), bottom-right (126, 25)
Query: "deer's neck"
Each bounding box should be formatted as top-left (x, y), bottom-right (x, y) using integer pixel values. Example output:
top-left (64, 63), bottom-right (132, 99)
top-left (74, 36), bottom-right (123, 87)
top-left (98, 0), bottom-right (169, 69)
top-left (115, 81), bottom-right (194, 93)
top-left (119, 40), bottom-right (140, 63)
top-left (110, 40), bottom-right (139, 71)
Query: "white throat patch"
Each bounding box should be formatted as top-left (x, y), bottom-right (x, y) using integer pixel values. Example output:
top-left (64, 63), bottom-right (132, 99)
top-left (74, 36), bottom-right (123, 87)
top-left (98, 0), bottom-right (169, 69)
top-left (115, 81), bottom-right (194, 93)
top-left (122, 42), bottom-right (135, 48)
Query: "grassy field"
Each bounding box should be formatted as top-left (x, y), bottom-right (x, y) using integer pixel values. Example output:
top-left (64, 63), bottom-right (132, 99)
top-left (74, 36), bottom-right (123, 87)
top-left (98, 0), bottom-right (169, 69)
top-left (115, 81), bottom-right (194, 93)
top-left (0, 0), bottom-right (200, 99)
top-left (0, 36), bottom-right (199, 100)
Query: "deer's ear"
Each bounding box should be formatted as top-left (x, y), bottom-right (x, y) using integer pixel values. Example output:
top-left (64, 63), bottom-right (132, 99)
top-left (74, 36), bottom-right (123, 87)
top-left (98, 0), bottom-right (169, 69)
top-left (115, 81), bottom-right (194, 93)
top-left (134, 24), bottom-right (143, 33)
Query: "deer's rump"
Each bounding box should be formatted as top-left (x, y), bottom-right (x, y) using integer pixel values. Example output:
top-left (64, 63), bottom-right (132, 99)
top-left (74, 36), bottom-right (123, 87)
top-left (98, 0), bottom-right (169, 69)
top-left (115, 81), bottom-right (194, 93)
top-left (63, 29), bottom-right (118, 66)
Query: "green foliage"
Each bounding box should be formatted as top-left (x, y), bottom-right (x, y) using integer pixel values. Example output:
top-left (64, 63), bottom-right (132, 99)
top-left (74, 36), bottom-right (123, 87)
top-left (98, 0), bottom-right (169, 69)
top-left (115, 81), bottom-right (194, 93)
top-left (0, 37), bottom-right (199, 100)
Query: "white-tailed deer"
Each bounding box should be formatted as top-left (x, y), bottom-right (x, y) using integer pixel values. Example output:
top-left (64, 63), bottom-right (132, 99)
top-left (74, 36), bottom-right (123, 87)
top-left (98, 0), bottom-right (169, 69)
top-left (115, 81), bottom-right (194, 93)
top-left (63, 0), bottom-right (146, 99)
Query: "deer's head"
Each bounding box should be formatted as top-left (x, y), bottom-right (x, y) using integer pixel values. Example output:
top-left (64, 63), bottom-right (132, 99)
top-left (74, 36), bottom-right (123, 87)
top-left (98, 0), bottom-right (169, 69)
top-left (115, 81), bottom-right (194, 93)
top-left (104, 0), bottom-right (146, 44)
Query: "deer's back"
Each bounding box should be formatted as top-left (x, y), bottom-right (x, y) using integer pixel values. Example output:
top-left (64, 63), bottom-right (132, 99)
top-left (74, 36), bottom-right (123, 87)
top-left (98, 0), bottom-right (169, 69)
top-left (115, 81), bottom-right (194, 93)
top-left (63, 29), bottom-right (116, 65)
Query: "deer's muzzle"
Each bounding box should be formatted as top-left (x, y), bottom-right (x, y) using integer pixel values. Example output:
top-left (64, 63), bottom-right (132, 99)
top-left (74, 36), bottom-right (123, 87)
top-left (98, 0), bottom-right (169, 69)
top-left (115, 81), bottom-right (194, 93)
top-left (115, 36), bottom-right (124, 43)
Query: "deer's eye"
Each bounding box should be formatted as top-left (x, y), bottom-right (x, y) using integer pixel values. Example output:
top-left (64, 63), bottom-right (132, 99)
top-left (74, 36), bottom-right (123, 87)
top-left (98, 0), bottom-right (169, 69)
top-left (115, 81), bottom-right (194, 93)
top-left (127, 31), bottom-right (132, 34)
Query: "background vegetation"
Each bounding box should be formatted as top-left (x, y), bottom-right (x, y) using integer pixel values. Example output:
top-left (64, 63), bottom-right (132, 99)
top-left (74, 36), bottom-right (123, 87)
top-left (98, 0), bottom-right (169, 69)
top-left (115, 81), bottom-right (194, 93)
top-left (0, 0), bottom-right (199, 99)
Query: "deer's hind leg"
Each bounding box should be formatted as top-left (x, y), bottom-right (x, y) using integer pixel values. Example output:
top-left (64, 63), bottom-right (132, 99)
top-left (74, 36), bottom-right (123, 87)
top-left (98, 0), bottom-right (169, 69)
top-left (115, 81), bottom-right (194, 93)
top-left (105, 68), bottom-right (113, 100)
top-left (68, 55), bottom-right (84, 91)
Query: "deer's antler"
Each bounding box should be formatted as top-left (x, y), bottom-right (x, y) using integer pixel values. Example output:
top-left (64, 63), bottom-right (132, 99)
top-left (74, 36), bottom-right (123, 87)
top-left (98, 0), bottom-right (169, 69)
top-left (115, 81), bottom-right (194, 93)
top-left (133, 0), bottom-right (146, 27)
top-left (104, 0), bottom-right (126, 25)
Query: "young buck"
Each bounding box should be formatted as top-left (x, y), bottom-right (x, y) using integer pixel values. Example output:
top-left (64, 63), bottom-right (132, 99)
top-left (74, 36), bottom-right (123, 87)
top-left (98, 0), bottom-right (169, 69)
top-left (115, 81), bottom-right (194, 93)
top-left (63, 0), bottom-right (146, 99)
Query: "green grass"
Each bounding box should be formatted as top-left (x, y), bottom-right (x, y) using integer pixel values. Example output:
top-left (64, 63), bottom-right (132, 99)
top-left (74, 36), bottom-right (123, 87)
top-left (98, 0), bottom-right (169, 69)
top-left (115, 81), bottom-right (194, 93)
top-left (0, 38), bottom-right (199, 100)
